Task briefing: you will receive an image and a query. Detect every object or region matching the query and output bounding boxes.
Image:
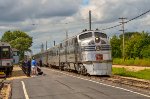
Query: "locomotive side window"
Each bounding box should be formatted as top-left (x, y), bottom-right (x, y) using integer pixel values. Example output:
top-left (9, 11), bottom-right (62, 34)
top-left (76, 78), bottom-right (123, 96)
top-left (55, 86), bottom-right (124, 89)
top-left (1, 47), bottom-right (10, 59)
top-left (94, 32), bottom-right (107, 38)
top-left (79, 32), bottom-right (92, 40)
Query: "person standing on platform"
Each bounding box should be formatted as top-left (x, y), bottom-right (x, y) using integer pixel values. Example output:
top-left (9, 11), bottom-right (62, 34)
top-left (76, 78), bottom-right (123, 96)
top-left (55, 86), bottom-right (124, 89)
top-left (39, 59), bottom-right (42, 67)
top-left (31, 57), bottom-right (37, 75)
top-left (27, 58), bottom-right (31, 77)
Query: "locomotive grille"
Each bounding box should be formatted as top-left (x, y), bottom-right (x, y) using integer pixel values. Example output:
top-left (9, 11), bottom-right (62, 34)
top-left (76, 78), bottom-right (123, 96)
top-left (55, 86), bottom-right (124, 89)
top-left (99, 45), bottom-right (111, 51)
top-left (81, 45), bottom-right (95, 51)
top-left (82, 45), bottom-right (111, 51)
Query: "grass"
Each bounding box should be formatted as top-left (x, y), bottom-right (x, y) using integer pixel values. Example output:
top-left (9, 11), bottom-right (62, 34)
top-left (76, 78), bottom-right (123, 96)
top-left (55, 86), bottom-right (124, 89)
top-left (112, 67), bottom-right (150, 80)
top-left (113, 58), bottom-right (150, 67)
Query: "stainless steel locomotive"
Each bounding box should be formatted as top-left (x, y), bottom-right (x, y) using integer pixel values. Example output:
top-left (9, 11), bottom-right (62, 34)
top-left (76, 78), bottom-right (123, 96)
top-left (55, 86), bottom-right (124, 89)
top-left (0, 42), bottom-right (13, 76)
top-left (34, 29), bottom-right (112, 76)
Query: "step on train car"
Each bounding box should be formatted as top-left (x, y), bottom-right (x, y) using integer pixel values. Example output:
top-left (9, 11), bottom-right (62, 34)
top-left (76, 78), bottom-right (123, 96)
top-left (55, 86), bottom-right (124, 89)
top-left (34, 29), bottom-right (112, 76)
top-left (0, 42), bottom-right (13, 76)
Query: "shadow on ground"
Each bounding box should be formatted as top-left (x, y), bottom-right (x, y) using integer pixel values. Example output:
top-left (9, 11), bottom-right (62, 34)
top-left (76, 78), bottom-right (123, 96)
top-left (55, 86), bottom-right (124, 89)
top-left (7, 66), bottom-right (28, 80)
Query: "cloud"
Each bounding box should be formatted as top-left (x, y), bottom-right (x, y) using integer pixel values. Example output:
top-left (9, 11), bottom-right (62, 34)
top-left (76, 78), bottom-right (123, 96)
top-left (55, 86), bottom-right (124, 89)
top-left (0, 0), bottom-right (82, 22)
top-left (78, 0), bottom-right (150, 23)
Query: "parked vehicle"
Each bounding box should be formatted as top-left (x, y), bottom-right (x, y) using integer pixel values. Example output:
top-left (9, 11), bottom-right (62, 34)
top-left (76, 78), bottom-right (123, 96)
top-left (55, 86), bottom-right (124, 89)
top-left (0, 42), bottom-right (13, 76)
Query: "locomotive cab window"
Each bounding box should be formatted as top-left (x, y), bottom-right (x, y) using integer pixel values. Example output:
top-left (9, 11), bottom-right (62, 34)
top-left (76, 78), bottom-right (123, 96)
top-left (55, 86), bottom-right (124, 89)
top-left (1, 47), bottom-right (10, 59)
top-left (94, 32), bottom-right (107, 38)
top-left (79, 32), bottom-right (92, 40)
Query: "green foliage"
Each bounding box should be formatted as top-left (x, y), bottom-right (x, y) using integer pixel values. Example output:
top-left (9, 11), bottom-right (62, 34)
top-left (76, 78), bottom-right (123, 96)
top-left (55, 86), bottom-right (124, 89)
top-left (1, 30), bottom-right (32, 60)
top-left (110, 35), bottom-right (122, 58)
top-left (112, 67), bottom-right (150, 80)
top-left (111, 31), bottom-right (150, 59)
top-left (140, 45), bottom-right (150, 58)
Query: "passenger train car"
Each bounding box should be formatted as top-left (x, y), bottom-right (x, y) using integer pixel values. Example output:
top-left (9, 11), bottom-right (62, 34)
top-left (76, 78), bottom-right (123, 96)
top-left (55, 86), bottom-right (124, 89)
top-left (34, 29), bottom-right (112, 76)
top-left (0, 42), bottom-right (13, 76)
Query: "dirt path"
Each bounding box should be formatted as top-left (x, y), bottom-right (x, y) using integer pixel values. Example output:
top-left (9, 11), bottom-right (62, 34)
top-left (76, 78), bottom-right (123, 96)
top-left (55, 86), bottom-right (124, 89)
top-left (113, 65), bottom-right (150, 71)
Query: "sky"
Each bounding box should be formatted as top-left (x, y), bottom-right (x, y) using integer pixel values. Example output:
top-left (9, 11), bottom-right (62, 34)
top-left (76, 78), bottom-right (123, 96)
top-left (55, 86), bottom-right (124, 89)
top-left (0, 0), bottom-right (150, 54)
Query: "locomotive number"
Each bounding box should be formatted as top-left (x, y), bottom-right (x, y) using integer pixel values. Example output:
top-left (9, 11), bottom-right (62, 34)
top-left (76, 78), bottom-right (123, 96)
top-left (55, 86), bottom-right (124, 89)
top-left (96, 54), bottom-right (103, 60)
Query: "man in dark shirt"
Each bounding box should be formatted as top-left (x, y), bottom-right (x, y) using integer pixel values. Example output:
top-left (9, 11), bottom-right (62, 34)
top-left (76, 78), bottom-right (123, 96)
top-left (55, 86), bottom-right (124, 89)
top-left (27, 59), bottom-right (31, 77)
top-left (39, 59), bottom-right (42, 67)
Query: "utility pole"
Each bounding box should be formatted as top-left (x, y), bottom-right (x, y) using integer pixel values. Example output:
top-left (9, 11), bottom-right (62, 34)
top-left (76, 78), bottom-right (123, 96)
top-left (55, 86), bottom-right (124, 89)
top-left (65, 28), bottom-right (68, 62)
top-left (119, 17), bottom-right (127, 61)
top-left (45, 41), bottom-right (48, 66)
top-left (89, 10), bottom-right (92, 30)
top-left (46, 41), bottom-right (47, 50)
top-left (66, 30), bottom-right (68, 39)
top-left (41, 43), bottom-right (44, 52)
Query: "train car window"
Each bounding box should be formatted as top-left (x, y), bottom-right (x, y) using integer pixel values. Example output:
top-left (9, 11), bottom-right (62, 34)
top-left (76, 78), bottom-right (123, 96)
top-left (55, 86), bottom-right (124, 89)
top-left (95, 32), bottom-right (107, 38)
top-left (1, 47), bottom-right (10, 59)
top-left (79, 32), bottom-right (92, 40)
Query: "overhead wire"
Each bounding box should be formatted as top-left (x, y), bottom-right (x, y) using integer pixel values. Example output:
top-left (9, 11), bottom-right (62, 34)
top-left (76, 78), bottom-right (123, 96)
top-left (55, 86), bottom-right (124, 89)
top-left (98, 9), bottom-right (150, 31)
top-left (126, 9), bottom-right (150, 23)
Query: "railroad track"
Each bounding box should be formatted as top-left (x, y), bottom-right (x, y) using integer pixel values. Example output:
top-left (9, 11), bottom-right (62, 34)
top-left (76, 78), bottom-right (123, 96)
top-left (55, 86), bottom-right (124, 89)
top-left (45, 67), bottom-right (150, 92)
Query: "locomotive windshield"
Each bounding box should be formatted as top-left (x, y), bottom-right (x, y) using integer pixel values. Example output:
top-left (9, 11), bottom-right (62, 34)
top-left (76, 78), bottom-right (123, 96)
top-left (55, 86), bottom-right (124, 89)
top-left (79, 32), bottom-right (92, 40)
top-left (94, 32), bottom-right (107, 38)
top-left (1, 47), bottom-right (10, 59)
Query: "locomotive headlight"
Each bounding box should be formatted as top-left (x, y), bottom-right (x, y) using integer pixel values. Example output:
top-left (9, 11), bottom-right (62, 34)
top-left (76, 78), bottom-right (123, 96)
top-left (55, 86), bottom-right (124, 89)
top-left (95, 37), bottom-right (100, 43)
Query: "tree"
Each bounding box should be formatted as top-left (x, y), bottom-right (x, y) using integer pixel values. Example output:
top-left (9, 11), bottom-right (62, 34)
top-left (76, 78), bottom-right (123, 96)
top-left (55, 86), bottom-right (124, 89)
top-left (124, 33), bottom-right (140, 59)
top-left (124, 31), bottom-right (150, 59)
top-left (1, 30), bottom-right (32, 60)
top-left (110, 31), bottom-right (150, 59)
top-left (110, 35), bottom-right (122, 58)
top-left (140, 44), bottom-right (150, 58)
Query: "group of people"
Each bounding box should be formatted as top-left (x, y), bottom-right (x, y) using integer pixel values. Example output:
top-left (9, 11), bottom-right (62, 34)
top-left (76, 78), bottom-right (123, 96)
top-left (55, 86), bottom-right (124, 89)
top-left (23, 57), bottom-right (42, 77)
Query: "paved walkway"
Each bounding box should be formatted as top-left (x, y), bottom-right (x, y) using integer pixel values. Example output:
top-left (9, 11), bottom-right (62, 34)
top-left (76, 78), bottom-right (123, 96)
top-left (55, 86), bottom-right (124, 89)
top-left (7, 66), bottom-right (28, 80)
